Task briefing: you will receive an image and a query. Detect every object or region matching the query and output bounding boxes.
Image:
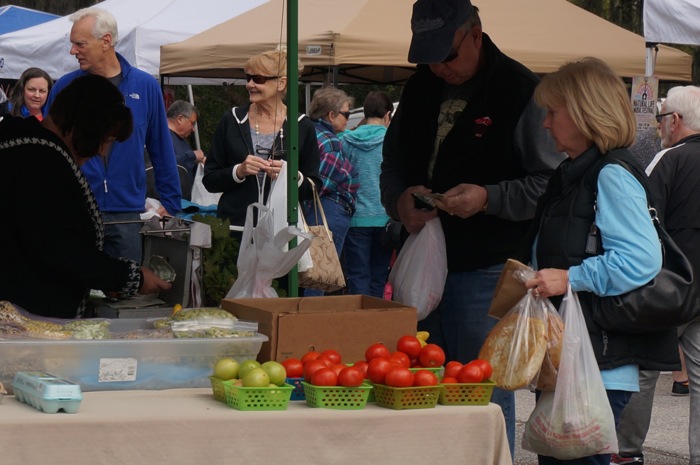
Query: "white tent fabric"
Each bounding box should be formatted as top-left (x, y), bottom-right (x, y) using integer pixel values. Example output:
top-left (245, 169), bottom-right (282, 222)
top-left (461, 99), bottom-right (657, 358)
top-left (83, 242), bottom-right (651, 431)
top-left (0, 5), bottom-right (59, 35)
top-left (0, 0), bottom-right (268, 80)
top-left (644, 0), bottom-right (700, 46)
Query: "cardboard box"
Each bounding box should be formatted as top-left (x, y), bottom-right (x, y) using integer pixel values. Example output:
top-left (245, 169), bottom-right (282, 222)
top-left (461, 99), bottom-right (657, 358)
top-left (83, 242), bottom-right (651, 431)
top-left (221, 295), bottom-right (417, 363)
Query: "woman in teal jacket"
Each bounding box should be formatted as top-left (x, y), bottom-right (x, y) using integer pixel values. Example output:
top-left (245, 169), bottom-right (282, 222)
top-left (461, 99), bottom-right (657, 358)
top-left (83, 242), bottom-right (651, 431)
top-left (340, 92), bottom-right (395, 297)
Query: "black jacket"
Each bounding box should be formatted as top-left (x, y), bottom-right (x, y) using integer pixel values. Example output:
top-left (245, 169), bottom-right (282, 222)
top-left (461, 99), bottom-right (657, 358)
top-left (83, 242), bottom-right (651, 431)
top-left (533, 147), bottom-right (680, 371)
top-left (203, 105), bottom-right (321, 228)
top-left (0, 116), bottom-right (140, 318)
top-left (647, 134), bottom-right (700, 274)
top-left (381, 33), bottom-right (562, 272)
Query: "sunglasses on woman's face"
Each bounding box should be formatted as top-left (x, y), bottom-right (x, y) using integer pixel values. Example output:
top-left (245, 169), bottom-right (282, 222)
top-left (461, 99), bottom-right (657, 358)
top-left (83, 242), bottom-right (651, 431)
top-left (245, 74), bottom-right (278, 85)
top-left (338, 111), bottom-right (351, 120)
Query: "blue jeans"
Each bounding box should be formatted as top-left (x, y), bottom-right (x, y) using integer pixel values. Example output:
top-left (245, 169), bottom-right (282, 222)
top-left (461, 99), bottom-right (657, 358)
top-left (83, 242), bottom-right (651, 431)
top-left (537, 390), bottom-right (633, 465)
top-left (302, 197), bottom-right (352, 297)
top-left (102, 212), bottom-right (143, 263)
top-left (344, 227), bottom-right (392, 298)
top-left (418, 265), bottom-right (516, 458)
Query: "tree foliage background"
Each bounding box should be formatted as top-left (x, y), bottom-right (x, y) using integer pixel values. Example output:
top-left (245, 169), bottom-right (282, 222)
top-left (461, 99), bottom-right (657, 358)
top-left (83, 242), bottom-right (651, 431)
top-left (4, 0), bottom-right (698, 153)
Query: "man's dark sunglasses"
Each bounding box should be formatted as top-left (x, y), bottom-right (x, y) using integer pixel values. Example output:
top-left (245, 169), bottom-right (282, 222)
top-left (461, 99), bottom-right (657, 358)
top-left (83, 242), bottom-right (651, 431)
top-left (245, 74), bottom-right (278, 85)
top-left (441, 30), bottom-right (469, 64)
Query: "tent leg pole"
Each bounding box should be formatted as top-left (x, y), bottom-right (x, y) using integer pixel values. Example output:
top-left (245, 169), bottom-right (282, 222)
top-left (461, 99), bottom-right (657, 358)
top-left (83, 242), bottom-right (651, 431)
top-left (187, 84), bottom-right (202, 150)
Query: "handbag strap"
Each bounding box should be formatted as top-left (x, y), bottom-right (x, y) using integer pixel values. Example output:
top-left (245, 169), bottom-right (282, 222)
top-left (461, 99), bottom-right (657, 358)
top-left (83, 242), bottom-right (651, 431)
top-left (588, 158), bottom-right (660, 255)
top-left (304, 180), bottom-right (334, 243)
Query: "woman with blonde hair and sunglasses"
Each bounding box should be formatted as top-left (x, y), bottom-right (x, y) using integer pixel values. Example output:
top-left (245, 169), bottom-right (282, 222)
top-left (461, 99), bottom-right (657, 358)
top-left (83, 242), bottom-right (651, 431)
top-left (203, 48), bottom-right (320, 235)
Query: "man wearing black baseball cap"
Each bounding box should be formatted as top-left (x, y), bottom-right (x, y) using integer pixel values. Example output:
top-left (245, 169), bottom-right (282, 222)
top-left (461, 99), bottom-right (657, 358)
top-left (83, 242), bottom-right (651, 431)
top-left (381, 1), bottom-right (564, 458)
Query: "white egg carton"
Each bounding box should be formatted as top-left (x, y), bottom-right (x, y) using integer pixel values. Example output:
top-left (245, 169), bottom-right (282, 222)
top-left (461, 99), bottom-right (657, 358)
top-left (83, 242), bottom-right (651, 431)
top-left (12, 371), bottom-right (83, 414)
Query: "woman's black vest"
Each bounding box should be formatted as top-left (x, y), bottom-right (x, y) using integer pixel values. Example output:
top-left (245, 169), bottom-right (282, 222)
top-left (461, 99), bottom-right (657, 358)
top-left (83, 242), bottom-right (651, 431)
top-left (531, 147), bottom-right (679, 371)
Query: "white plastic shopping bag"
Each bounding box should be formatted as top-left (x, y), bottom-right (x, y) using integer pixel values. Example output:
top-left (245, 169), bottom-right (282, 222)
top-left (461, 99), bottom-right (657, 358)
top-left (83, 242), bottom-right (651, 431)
top-left (191, 163), bottom-right (222, 207)
top-left (388, 217), bottom-right (447, 320)
top-left (225, 203), bottom-right (312, 299)
top-left (521, 285), bottom-right (618, 459)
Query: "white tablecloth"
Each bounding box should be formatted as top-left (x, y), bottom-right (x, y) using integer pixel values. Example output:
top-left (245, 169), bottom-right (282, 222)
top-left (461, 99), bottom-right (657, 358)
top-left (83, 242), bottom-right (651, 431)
top-left (1, 388), bottom-right (512, 465)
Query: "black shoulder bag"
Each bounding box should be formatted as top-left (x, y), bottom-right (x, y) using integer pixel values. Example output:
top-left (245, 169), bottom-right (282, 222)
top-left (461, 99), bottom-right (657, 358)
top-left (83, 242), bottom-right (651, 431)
top-left (589, 161), bottom-right (699, 333)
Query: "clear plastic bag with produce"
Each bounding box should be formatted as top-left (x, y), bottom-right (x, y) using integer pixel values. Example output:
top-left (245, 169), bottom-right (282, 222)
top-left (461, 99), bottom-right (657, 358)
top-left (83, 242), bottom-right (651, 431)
top-left (478, 287), bottom-right (549, 391)
top-left (521, 285), bottom-right (618, 459)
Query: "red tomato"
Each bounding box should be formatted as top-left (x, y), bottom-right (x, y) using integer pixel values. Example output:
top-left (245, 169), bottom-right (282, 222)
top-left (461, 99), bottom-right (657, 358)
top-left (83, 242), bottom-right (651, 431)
top-left (444, 361), bottom-right (463, 379)
top-left (441, 376), bottom-right (459, 384)
top-left (320, 349), bottom-right (342, 365)
top-left (338, 366), bottom-right (364, 387)
top-left (396, 335), bottom-right (422, 360)
top-left (280, 358), bottom-right (304, 378)
top-left (365, 343), bottom-right (391, 362)
top-left (311, 367), bottom-right (338, 386)
top-left (301, 351), bottom-right (321, 365)
top-left (367, 357), bottom-right (392, 384)
top-left (412, 369), bottom-right (439, 386)
top-left (303, 359), bottom-right (328, 382)
top-left (330, 363), bottom-right (346, 377)
top-left (352, 360), bottom-right (369, 378)
top-left (316, 356), bottom-right (335, 367)
top-left (470, 359), bottom-right (493, 380)
top-left (418, 344), bottom-right (446, 368)
top-left (389, 351), bottom-right (411, 368)
top-left (457, 362), bottom-right (484, 383)
top-left (384, 366), bottom-right (415, 387)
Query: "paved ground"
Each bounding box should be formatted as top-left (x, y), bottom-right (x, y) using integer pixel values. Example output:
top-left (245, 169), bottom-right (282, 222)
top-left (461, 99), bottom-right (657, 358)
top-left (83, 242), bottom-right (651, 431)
top-left (513, 372), bottom-right (691, 465)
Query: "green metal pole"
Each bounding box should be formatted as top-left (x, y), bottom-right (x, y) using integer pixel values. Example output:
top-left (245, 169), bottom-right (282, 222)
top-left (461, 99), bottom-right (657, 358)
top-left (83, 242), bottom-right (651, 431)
top-left (286, 0), bottom-right (299, 296)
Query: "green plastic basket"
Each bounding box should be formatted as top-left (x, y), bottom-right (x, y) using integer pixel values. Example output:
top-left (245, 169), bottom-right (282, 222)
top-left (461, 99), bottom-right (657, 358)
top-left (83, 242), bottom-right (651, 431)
top-left (438, 380), bottom-right (495, 406)
top-left (209, 376), bottom-right (227, 403)
top-left (372, 383), bottom-right (441, 410)
top-left (409, 366), bottom-right (444, 378)
top-left (222, 381), bottom-right (293, 411)
top-left (301, 381), bottom-right (372, 410)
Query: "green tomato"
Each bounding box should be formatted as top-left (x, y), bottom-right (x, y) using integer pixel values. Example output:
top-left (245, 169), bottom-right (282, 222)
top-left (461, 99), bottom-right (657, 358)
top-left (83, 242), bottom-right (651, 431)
top-left (242, 367), bottom-right (270, 387)
top-left (261, 361), bottom-right (287, 386)
top-left (212, 357), bottom-right (239, 380)
top-left (237, 359), bottom-right (261, 379)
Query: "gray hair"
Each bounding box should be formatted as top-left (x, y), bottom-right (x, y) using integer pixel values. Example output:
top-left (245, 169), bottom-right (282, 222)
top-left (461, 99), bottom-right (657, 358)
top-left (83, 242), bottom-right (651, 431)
top-left (665, 86), bottom-right (700, 132)
top-left (70, 7), bottom-right (119, 46)
top-left (167, 100), bottom-right (197, 119)
top-left (308, 87), bottom-right (354, 121)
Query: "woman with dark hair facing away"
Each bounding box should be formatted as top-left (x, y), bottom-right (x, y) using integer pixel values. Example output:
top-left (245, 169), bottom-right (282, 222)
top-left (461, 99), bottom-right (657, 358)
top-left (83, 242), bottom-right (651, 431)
top-left (0, 74), bottom-right (172, 319)
top-left (340, 91), bottom-right (394, 297)
top-left (1, 67), bottom-right (53, 120)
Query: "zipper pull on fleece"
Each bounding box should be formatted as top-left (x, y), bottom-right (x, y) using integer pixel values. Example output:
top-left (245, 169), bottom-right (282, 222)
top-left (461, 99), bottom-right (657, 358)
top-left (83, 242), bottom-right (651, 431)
top-left (104, 180), bottom-right (108, 193)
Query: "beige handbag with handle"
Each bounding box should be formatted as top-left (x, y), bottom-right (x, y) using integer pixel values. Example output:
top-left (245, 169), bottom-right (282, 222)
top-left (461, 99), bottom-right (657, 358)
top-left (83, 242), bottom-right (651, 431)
top-left (298, 183), bottom-right (346, 292)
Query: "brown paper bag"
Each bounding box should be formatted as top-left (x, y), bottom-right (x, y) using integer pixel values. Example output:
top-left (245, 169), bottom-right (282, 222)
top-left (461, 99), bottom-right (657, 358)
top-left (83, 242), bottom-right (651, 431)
top-left (487, 259), bottom-right (532, 319)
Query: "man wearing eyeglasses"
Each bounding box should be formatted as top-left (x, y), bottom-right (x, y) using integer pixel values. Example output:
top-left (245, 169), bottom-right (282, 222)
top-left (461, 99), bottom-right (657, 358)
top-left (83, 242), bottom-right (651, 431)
top-left (613, 86), bottom-right (700, 465)
top-left (381, 0), bottom-right (563, 457)
top-left (167, 100), bottom-right (205, 185)
top-left (46, 7), bottom-right (181, 264)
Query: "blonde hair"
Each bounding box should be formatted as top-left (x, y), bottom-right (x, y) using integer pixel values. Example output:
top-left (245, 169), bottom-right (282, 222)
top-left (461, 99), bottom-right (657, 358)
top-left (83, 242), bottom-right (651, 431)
top-left (244, 47), bottom-right (304, 79)
top-left (535, 57), bottom-right (636, 153)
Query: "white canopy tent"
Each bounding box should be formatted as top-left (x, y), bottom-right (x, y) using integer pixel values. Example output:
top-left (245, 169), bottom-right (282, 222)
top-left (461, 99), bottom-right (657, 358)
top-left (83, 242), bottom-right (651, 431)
top-left (0, 0), bottom-right (268, 80)
top-left (644, 0), bottom-right (700, 46)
